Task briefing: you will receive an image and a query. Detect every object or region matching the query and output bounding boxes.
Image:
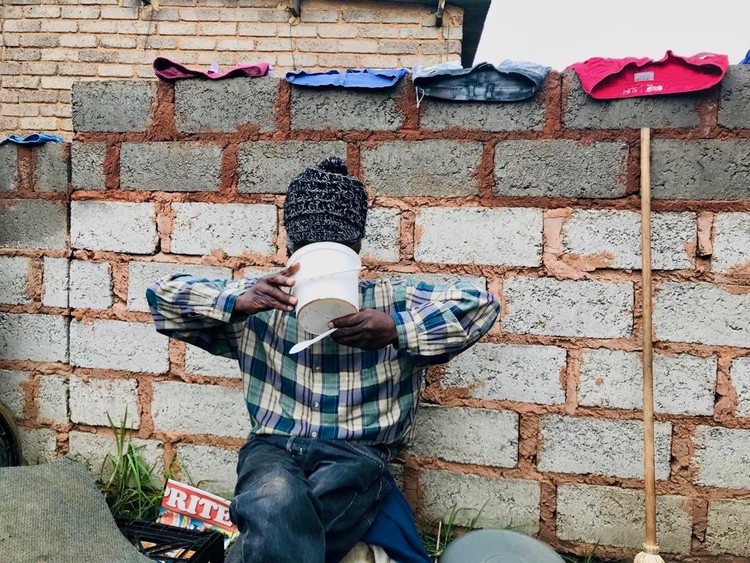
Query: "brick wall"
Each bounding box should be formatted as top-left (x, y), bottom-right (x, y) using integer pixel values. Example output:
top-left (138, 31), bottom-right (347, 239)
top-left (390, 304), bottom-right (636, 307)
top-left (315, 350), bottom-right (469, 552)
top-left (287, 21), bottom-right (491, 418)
top-left (3, 66), bottom-right (750, 561)
top-left (0, 0), bottom-right (463, 137)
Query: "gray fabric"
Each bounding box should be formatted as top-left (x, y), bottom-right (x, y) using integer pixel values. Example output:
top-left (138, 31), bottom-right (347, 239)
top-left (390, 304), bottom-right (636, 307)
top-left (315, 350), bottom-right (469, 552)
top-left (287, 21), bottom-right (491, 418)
top-left (0, 455), bottom-right (151, 563)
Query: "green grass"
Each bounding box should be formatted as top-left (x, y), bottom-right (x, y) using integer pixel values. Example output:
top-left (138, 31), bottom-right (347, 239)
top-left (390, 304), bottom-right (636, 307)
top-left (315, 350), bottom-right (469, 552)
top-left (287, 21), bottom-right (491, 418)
top-left (97, 412), bottom-right (178, 521)
top-left (419, 501), bottom-right (489, 560)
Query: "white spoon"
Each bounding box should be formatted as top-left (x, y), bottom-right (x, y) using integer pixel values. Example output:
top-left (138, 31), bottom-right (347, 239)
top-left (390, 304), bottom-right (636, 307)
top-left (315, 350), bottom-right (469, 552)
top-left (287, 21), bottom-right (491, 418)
top-left (289, 327), bottom-right (338, 355)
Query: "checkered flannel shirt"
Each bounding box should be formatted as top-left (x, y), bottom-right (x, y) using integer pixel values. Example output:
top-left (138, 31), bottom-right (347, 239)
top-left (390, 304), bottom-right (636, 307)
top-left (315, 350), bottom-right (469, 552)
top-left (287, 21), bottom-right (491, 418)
top-left (147, 275), bottom-right (499, 447)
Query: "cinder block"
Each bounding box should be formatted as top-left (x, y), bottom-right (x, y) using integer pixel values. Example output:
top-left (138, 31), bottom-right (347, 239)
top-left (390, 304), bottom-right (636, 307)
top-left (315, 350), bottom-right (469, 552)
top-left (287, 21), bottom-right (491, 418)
top-left (175, 77), bottom-right (278, 133)
top-left (652, 140), bottom-right (750, 200)
top-left (731, 357), bottom-right (750, 417)
top-left (494, 140), bottom-right (627, 198)
top-left (654, 282), bottom-right (750, 348)
top-left (42, 257), bottom-right (69, 308)
top-left (69, 430), bottom-right (164, 480)
top-left (0, 199), bottom-right (67, 250)
top-left (0, 256), bottom-right (31, 305)
top-left (127, 261), bottom-right (232, 312)
top-left (185, 346), bottom-right (242, 379)
top-left (151, 381), bottom-right (249, 438)
top-left (504, 277), bottom-right (633, 338)
top-left (694, 426), bottom-right (750, 489)
top-left (120, 142), bottom-right (222, 192)
top-left (706, 499), bottom-right (750, 556)
top-left (291, 83), bottom-right (405, 131)
top-left (557, 484), bottom-right (692, 555)
top-left (69, 376), bottom-right (140, 429)
top-left (361, 207), bottom-right (400, 263)
top-left (70, 319), bottom-right (169, 373)
top-left (36, 374), bottom-right (69, 424)
top-left (579, 349), bottom-right (716, 416)
top-left (237, 141), bottom-right (347, 194)
top-left (415, 207), bottom-right (542, 266)
top-left (0, 144), bottom-right (17, 191)
top-left (421, 95), bottom-right (546, 132)
top-left (33, 142), bottom-right (68, 192)
top-left (712, 213), bottom-right (750, 273)
top-left (562, 210), bottom-right (696, 270)
top-left (537, 415), bottom-right (672, 479)
top-left (408, 405), bottom-right (518, 467)
top-left (718, 66), bottom-right (750, 130)
top-left (71, 141), bottom-right (106, 190)
top-left (69, 260), bottom-right (112, 309)
top-left (420, 469), bottom-right (540, 534)
top-left (175, 444), bottom-right (238, 495)
top-left (442, 343), bottom-right (566, 405)
top-left (72, 80), bottom-right (156, 132)
top-left (0, 370), bottom-right (29, 418)
top-left (171, 203), bottom-right (277, 257)
top-left (18, 427), bottom-right (57, 464)
top-left (0, 313), bottom-right (68, 362)
top-left (563, 70), bottom-right (702, 130)
top-left (361, 140), bottom-right (482, 197)
top-left (71, 201), bottom-right (157, 254)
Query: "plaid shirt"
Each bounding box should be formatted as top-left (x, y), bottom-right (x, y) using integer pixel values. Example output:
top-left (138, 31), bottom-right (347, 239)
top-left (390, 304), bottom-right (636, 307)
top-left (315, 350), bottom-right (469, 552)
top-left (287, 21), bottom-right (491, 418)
top-left (147, 275), bottom-right (499, 447)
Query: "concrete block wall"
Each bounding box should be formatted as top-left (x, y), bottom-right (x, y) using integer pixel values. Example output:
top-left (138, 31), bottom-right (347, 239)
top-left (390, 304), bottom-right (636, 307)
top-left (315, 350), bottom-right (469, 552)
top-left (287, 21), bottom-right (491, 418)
top-left (2, 67), bottom-right (750, 561)
top-left (0, 0), bottom-right (463, 137)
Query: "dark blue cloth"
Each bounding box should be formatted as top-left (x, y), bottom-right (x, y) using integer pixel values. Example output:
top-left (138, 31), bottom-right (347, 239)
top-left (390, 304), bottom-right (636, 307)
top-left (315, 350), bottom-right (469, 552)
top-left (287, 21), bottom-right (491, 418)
top-left (285, 68), bottom-right (408, 89)
top-left (741, 49), bottom-right (750, 64)
top-left (363, 473), bottom-right (431, 563)
top-left (0, 133), bottom-right (64, 146)
top-left (412, 60), bottom-right (550, 103)
top-left (226, 435), bottom-right (393, 563)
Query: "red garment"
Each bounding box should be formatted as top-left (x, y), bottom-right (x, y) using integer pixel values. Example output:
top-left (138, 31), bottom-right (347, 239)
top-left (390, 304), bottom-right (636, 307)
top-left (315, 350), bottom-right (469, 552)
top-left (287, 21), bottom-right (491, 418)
top-left (567, 51), bottom-right (728, 99)
top-left (153, 57), bottom-right (271, 81)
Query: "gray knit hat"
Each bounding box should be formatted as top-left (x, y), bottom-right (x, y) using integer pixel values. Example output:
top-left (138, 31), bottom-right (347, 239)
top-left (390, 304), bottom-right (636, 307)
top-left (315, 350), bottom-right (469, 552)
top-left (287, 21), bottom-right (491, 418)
top-left (284, 157), bottom-right (368, 246)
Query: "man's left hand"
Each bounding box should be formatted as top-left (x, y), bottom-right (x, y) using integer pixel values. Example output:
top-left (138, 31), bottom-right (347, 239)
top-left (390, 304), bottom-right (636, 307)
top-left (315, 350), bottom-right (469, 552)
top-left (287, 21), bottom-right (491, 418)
top-left (329, 309), bottom-right (398, 350)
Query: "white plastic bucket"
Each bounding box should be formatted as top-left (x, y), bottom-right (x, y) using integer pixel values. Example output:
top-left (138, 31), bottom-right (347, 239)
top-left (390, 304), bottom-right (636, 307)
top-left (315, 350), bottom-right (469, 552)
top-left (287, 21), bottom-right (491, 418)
top-left (288, 242), bottom-right (361, 335)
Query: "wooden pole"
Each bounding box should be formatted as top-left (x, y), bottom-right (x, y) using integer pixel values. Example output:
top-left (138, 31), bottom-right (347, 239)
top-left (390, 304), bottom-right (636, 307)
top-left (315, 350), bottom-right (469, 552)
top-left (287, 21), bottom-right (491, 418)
top-left (634, 127), bottom-right (664, 563)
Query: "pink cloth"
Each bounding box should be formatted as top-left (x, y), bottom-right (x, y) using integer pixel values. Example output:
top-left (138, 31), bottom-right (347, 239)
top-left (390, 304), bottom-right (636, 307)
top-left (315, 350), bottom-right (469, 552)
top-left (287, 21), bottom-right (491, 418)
top-left (153, 57), bottom-right (271, 81)
top-left (567, 51), bottom-right (728, 100)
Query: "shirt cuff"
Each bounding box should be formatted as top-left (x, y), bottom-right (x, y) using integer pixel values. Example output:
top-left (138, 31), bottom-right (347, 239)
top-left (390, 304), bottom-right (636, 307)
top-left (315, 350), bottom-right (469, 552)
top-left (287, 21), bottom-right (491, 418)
top-left (391, 310), bottom-right (421, 354)
top-left (211, 280), bottom-right (256, 322)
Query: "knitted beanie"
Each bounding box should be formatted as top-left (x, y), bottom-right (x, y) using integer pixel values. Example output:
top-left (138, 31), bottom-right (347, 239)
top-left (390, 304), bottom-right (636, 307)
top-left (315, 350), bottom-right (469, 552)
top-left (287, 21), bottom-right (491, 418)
top-left (284, 157), bottom-right (368, 246)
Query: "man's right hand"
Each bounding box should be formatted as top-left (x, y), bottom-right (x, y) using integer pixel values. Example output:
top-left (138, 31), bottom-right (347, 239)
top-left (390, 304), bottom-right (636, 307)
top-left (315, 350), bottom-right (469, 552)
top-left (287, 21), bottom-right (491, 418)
top-left (234, 263), bottom-right (300, 315)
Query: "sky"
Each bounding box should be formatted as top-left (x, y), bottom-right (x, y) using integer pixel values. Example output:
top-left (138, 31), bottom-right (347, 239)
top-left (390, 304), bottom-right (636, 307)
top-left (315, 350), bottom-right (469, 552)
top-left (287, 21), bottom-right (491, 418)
top-left (473, 0), bottom-right (750, 70)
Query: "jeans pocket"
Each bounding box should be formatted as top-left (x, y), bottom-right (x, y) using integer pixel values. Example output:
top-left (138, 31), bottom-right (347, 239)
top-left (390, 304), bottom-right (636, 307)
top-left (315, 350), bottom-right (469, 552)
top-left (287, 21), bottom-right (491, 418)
top-left (340, 441), bottom-right (388, 469)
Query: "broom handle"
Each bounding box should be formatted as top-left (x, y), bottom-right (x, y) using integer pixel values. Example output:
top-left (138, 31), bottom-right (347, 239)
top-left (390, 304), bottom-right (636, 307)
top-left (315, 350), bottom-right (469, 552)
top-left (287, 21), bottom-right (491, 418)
top-left (640, 127), bottom-right (658, 547)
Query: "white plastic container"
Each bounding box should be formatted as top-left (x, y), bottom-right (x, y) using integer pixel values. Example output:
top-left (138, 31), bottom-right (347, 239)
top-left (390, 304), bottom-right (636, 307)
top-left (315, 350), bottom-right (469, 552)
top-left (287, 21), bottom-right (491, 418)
top-left (288, 242), bottom-right (361, 335)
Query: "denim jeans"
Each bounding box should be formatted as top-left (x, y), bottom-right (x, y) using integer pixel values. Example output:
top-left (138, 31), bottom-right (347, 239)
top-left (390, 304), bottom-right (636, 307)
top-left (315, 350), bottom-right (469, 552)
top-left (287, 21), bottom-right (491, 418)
top-left (226, 435), bottom-right (392, 563)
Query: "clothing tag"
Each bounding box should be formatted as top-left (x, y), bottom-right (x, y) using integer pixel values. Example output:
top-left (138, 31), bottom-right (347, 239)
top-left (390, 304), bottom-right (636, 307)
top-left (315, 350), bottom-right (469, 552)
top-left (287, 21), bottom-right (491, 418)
top-left (208, 62), bottom-right (219, 74)
top-left (634, 71), bottom-right (654, 82)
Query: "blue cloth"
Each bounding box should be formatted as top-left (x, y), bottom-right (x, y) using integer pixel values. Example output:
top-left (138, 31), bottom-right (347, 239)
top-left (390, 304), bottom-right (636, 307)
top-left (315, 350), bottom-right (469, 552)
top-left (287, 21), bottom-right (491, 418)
top-left (741, 49), bottom-right (750, 64)
top-left (0, 133), bottom-right (63, 146)
top-left (226, 435), bottom-right (393, 563)
top-left (412, 60), bottom-right (551, 104)
top-left (285, 68), bottom-right (409, 89)
top-left (363, 473), bottom-right (431, 563)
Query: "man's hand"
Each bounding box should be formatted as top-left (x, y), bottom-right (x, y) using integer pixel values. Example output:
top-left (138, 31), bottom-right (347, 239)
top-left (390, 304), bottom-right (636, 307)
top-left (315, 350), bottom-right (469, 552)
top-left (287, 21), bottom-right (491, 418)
top-left (234, 263), bottom-right (299, 316)
top-left (329, 309), bottom-right (398, 350)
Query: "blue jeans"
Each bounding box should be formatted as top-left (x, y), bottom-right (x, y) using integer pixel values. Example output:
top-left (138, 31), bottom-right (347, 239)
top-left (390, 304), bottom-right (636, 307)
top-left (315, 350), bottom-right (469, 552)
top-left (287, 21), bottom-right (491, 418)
top-left (226, 435), bottom-right (393, 563)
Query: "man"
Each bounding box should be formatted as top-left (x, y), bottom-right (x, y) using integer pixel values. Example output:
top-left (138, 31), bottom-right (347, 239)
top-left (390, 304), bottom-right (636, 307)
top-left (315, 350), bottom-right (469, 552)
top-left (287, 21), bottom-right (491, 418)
top-left (147, 157), bottom-right (500, 563)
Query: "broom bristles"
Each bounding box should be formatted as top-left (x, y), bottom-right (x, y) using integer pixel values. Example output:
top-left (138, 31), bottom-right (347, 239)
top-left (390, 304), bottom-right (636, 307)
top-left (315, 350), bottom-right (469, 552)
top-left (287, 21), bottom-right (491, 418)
top-left (634, 543), bottom-right (665, 563)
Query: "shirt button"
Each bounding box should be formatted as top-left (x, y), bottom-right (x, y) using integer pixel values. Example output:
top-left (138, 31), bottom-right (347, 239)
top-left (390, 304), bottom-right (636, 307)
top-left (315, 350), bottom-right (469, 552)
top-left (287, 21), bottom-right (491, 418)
top-left (313, 365), bottom-right (321, 372)
top-left (311, 431), bottom-right (318, 438)
top-left (313, 401), bottom-right (320, 409)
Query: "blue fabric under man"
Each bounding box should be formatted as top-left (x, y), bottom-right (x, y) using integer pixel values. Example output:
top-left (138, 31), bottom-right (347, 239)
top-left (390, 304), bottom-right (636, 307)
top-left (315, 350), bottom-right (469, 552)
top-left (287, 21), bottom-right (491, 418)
top-left (147, 157), bottom-right (500, 563)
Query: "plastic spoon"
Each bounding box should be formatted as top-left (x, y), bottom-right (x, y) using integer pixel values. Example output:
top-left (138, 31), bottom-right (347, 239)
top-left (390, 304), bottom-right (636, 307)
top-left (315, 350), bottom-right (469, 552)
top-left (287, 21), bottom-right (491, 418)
top-left (289, 327), bottom-right (338, 355)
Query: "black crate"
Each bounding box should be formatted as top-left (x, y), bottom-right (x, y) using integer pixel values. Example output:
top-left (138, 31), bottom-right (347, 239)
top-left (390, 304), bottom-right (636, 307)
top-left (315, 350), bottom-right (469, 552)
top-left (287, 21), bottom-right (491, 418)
top-left (116, 517), bottom-right (225, 563)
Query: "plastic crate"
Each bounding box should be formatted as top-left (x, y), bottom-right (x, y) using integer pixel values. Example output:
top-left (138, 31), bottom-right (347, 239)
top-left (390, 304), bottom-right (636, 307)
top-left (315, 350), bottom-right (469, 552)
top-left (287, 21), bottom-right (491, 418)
top-left (116, 517), bottom-right (225, 563)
